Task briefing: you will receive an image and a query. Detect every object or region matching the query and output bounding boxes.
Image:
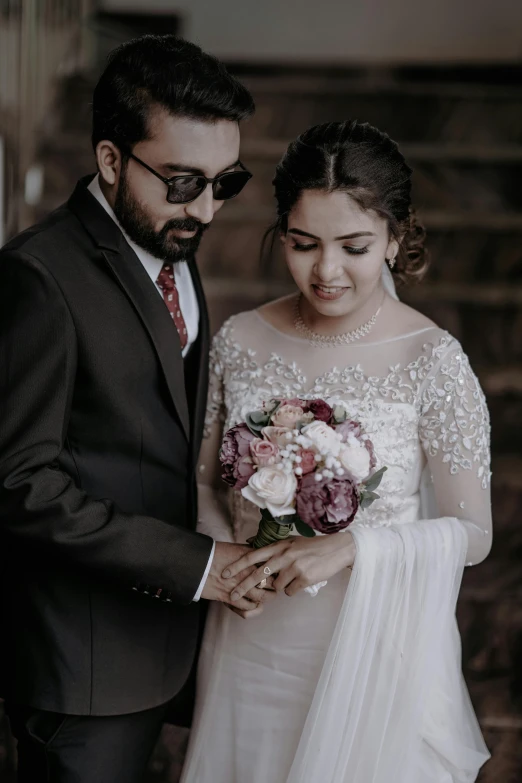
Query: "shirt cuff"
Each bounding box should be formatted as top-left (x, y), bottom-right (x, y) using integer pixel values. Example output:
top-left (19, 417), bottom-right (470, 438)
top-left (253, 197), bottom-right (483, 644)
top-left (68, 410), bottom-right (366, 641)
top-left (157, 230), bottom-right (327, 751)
top-left (192, 540), bottom-right (215, 602)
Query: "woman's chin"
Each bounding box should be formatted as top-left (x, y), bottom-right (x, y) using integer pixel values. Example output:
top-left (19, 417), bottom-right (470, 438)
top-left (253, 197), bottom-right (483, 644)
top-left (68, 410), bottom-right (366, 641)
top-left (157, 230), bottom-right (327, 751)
top-left (302, 291), bottom-right (354, 318)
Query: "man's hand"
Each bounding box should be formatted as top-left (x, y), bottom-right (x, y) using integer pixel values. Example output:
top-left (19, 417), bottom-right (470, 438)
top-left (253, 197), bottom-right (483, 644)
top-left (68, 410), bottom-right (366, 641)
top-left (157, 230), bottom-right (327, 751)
top-left (222, 533), bottom-right (356, 601)
top-left (201, 541), bottom-right (275, 617)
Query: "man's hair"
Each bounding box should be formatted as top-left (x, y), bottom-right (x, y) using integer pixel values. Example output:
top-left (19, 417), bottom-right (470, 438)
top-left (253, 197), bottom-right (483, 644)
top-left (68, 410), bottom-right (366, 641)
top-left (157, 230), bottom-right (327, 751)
top-left (91, 35), bottom-right (255, 151)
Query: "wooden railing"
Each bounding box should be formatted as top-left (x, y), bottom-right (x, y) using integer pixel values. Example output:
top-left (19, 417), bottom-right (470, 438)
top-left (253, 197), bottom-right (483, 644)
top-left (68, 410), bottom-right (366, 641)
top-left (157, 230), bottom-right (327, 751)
top-left (0, 0), bottom-right (92, 239)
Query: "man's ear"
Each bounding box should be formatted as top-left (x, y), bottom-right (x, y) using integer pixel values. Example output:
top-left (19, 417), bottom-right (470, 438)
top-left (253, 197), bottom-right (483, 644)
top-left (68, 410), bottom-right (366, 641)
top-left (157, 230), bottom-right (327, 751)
top-left (95, 140), bottom-right (122, 187)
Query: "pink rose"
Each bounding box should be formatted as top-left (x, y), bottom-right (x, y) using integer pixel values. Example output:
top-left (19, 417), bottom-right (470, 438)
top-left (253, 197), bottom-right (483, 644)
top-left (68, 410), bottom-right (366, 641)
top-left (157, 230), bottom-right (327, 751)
top-left (262, 426), bottom-right (292, 447)
top-left (298, 449), bottom-right (316, 475)
top-left (296, 473), bottom-right (359, 534)
top-left (250, 437), bottom-right (280, 467)
top-left (307, 399), bottom-right (333, 423)
top-left (271, 404), bottom-right (305, 429)
top-left (279, 397), bottom-right (307, 408)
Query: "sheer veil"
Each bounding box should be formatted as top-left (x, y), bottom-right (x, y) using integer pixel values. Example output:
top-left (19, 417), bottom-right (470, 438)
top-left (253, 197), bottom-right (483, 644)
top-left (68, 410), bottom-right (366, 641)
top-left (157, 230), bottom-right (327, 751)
top-left (381, 262), bottom-right (400, 301)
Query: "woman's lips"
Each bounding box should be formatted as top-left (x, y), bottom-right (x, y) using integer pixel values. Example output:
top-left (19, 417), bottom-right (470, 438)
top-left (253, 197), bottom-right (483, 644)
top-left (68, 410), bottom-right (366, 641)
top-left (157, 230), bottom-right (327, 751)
top-left (312, 284), bottom-right (349, 301)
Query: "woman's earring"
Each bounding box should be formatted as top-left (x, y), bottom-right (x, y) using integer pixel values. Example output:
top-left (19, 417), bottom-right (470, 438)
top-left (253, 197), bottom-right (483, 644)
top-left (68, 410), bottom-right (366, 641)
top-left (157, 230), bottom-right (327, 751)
top-left (387, 257), bottom-right (396, 270)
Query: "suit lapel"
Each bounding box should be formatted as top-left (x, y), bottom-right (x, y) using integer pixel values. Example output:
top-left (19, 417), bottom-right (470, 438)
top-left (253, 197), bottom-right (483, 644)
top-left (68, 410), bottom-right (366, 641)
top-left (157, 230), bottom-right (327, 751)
top-left (186, 259), bottom-right (210, 464)
top-left (68, 177), bottom-right (190, 442)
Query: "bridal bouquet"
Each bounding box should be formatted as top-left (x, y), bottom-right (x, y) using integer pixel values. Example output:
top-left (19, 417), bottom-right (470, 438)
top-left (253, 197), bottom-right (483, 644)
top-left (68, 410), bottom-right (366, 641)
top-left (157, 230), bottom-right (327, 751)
top-left (219, 398), bottom-right (387, 550)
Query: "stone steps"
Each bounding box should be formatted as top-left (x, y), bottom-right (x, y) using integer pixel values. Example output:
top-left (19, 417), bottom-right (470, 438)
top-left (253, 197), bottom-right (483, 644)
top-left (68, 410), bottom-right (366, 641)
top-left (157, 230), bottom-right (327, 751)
top-left (237, 73), bottom-right (522, 146)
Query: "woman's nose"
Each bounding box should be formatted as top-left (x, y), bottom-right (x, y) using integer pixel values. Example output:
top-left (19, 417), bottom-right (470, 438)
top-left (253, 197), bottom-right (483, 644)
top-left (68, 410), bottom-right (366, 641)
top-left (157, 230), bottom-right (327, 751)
top-left (314, 249), bottom-right (344, 282)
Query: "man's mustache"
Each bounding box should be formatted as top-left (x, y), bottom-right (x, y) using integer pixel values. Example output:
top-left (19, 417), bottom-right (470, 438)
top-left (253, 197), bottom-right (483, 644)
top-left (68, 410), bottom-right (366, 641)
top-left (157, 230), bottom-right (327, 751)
top-left (161, 218), bottom-right (210, 236)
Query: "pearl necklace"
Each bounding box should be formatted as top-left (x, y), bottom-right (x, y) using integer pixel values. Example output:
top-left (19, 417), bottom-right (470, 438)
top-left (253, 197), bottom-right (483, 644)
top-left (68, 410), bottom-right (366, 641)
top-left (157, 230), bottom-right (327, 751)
top-left (293, 294), bottom-right (384, 348)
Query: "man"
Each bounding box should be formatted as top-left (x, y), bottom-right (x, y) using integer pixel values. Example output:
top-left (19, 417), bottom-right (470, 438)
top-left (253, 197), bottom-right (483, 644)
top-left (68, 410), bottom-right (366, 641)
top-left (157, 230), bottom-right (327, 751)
top-left (0, 35), bottom-right (269, 782)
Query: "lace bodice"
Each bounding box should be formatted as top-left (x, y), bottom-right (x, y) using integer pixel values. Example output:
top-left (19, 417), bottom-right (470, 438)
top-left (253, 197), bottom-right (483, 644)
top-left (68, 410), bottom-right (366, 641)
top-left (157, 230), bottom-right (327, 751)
top-left (198, 309), bottom-right (492, 566)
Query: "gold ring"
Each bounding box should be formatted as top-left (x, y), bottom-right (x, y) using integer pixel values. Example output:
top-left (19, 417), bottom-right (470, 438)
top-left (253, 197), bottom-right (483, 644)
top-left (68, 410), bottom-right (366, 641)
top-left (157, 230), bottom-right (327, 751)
top-left (263, 566), bottom-right (272, 576)
top-left (257, 578), bottom-right (268, 589)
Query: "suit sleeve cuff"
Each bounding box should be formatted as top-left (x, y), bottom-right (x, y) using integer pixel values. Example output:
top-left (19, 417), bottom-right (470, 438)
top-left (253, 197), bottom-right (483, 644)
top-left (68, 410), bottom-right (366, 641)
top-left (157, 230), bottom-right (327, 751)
top-left (192, 540), bottom-right (215, 602)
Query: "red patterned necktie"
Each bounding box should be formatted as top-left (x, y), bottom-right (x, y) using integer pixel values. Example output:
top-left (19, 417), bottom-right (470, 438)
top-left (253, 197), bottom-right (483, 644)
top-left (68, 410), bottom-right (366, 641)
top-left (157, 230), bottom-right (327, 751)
top-left (156, 262), bottom-right (188, 349)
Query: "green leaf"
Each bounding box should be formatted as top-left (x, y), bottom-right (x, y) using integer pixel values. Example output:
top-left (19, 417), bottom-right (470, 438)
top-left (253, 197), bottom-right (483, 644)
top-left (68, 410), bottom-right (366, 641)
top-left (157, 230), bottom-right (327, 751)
top-left (294, 517), bottom-right (316, 538)
top-left (364, 466), bottom-right (388, 492)
top-left (261, 508), bottom-right (275, 522)
top-left (245, 412), bottom-right (268, 435)
top-left (250, 410), bottom-right (270, 426)
top-left (360, 490), bottom-right (380, 509)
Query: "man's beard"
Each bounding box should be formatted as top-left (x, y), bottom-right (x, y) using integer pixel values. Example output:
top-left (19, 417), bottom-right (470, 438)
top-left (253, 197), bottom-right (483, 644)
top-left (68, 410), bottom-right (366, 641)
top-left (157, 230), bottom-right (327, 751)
top-left (113, 171), bottom-right (208, 263)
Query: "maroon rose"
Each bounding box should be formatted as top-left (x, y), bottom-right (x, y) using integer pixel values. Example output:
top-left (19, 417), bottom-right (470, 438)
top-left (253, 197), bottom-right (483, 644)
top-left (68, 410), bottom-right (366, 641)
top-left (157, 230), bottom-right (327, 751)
top-left (296, 473), bottom-right (359, 534)
top-left (307, 399), bottom-right (333, 423)
top-left (220, 423), bottom-right (256, 488)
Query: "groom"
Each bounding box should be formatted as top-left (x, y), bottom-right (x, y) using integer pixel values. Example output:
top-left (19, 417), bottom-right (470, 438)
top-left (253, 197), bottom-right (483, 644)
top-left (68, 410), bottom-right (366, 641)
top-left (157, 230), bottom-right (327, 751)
top-left (0, 35), bottom-right (269, 782)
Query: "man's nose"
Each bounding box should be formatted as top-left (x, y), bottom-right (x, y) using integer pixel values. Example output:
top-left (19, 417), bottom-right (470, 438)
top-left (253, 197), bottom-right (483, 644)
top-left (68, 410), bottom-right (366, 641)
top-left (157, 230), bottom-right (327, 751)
top-left (184, 183), bottom-right (218, 225)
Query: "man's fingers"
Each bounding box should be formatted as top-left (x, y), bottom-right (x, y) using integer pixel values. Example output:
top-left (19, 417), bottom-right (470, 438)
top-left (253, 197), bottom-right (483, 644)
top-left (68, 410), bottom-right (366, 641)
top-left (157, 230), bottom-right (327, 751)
top-left (245, 585), bottom-right (278, 604)
top-left (225, 603), bottom-right (264, 620)
top-left (227, 593), bottom-right (260, 612)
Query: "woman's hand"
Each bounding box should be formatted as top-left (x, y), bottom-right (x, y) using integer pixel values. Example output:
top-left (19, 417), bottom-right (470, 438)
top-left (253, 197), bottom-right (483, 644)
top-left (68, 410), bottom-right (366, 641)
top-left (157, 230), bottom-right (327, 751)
top-left (223, 533), bottom-right (356, 601)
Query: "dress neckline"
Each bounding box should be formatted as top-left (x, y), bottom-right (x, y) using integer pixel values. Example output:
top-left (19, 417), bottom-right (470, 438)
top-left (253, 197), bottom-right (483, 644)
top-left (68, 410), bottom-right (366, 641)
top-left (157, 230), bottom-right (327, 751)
top-left (252, 309), bottom-right (442, 348)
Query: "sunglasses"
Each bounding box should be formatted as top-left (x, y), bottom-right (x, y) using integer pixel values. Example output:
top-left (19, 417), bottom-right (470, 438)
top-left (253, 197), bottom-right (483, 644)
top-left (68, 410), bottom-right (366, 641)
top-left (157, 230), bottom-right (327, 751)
top-left (126, 152), bottom-right (252, 204)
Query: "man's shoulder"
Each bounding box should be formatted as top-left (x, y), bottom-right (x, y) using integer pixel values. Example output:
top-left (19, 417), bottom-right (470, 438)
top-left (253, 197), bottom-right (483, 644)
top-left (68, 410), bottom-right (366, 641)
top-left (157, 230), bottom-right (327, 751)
top-left (1, 201), bottom-right (88, 269)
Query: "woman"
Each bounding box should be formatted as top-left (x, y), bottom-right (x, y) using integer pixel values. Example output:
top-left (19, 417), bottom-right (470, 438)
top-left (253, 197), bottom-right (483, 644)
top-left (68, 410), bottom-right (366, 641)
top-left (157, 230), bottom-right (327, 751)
top-left (181, 121), bottom-right (491, 782)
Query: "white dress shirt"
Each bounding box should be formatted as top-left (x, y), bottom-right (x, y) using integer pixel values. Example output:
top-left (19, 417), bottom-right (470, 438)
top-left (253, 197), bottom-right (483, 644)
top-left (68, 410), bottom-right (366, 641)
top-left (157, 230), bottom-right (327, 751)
top-left (87, 175), bottom-right (214, 601)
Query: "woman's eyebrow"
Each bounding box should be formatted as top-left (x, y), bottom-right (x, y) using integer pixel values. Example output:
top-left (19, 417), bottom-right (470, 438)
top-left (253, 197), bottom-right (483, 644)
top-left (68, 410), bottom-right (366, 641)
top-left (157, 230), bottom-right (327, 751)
top-left (288, 228), bottom-right (375, 240)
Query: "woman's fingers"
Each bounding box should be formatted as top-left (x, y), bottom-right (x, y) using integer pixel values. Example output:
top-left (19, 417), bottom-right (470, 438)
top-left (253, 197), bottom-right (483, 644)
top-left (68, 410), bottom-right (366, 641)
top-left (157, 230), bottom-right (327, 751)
top-left (283, 577), bottom-right (308, 597)
top-left (222, 541), bottom-right (287, 580)
top-left (230, 555), bottom-right (287, 601)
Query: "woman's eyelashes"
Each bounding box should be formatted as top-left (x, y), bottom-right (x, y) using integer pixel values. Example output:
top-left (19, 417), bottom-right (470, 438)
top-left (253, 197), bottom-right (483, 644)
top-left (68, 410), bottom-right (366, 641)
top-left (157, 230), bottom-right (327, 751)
top-left (291, 241), bottom-right (369, 256)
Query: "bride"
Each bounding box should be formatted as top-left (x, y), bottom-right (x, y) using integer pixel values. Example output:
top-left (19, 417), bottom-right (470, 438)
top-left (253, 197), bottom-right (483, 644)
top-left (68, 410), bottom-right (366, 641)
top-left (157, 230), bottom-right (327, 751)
top-left (180, 120), bottom-right (492, 782)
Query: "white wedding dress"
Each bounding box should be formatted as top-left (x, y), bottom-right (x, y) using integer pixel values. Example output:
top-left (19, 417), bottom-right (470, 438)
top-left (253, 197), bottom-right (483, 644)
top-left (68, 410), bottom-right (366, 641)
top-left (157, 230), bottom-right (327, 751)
top-left (180, 292), bottom-right (492, 782)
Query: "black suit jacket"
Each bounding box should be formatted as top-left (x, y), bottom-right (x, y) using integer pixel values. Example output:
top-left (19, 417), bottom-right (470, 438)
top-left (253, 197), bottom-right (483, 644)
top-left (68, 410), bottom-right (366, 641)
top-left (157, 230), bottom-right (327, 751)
top-left (0, 177), bottom-right (214, 716)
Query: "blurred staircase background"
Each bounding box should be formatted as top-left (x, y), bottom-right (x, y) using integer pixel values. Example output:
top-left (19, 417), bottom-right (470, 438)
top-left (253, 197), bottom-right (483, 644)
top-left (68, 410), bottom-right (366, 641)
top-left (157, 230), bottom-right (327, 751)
top-left (1, 11), bottom-right (522, 781)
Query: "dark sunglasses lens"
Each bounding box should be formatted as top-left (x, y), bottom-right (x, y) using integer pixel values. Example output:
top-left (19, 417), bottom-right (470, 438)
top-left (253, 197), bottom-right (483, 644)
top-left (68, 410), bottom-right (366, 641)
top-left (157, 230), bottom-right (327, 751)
top-left (213, 171), bottom-right (251, 200)
top-left (167, 177), bottom-right (206, 204)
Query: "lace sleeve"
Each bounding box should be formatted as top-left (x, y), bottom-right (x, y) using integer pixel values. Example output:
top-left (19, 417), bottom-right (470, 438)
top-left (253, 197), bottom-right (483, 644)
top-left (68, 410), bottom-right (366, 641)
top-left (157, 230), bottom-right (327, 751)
top-left (419, 339), bottom-right (492, 565)
top-left (197, 327), bottom-right (234, 543)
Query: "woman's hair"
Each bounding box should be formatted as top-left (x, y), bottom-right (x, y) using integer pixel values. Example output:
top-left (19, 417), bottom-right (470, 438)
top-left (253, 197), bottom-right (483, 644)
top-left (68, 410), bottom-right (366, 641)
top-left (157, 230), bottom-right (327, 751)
top-left (269, 120), bottom-right (429, 285)
top-left (92, 35), bottom-right (255, 152)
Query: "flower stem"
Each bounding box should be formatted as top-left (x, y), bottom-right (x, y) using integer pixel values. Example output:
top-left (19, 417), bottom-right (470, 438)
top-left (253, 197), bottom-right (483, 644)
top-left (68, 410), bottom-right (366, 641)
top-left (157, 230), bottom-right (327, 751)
top-left (250, 515), bottom-right (293, 549)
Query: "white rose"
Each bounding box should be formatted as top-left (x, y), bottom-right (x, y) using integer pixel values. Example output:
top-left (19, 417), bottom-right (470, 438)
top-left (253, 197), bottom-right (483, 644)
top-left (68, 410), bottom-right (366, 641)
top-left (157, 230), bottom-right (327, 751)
top-left (241, 465), bottom-right (297, 517)
top-left (301, 421), bottom-right (341, 457)
top-left (339, 444), bottom-right (371, 483)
